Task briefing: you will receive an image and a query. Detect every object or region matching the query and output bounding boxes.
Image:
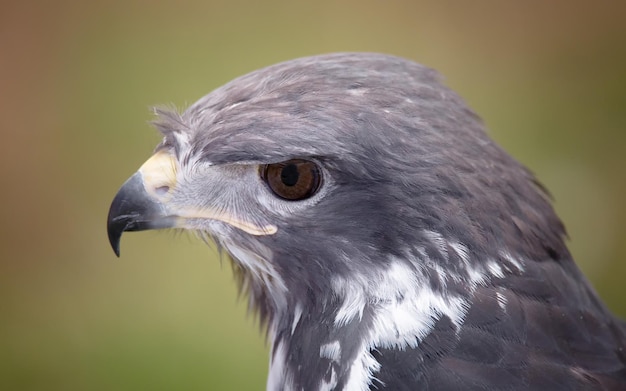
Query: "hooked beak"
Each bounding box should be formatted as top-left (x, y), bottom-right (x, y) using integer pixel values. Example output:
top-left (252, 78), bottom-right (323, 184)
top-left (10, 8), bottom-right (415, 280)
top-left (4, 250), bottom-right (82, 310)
top-left (107, 151), bottom-right (179, 257)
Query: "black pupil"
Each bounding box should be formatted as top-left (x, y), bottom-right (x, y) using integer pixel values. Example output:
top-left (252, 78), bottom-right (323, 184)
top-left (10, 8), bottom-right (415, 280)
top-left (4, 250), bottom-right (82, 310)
top-left (281, 164), bottom-right (299, 186)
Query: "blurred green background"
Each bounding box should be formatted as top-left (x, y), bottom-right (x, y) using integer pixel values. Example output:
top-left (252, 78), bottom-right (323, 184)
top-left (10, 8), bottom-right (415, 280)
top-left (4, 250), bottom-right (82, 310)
top-left (1, 1), bottom-right (625, 389)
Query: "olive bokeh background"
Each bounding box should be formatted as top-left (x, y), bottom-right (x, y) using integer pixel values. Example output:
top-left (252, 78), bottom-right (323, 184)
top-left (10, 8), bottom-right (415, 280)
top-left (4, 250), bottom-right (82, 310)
top-left (1, 1), bottom-right (625, 389)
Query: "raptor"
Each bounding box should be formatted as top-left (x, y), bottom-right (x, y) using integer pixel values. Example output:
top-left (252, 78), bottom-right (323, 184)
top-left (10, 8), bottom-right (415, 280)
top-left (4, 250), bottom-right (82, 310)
top-left (107, 53), bottom-right (626, 390)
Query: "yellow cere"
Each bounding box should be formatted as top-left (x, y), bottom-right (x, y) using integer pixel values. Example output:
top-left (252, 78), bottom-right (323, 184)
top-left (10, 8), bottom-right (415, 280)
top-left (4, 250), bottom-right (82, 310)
top-left (139, 151), bottom-right (179, 200)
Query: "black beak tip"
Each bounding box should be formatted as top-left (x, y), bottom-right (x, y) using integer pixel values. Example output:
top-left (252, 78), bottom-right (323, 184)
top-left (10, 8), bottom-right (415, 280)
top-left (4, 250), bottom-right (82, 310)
top-left (107, 172), bottom-right (145, 258)
top-left (107, 212), bottom-right (123, 257)
top-left (109, 232), bottom-right (121, 257)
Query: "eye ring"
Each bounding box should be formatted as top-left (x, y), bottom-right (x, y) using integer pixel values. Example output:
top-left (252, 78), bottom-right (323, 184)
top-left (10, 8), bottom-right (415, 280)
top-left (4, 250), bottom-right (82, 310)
top-left (260, 159), bottom-right (323, 201)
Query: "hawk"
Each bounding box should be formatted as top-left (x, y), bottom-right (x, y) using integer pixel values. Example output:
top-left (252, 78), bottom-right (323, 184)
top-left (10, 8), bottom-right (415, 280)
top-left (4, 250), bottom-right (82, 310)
top-left (107, 53), bottom-right (626, 390)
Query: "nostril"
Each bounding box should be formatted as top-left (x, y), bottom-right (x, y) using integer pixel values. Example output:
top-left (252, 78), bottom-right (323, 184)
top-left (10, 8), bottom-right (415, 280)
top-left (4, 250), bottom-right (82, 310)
top-left (155, 185), bottom-right (170, 196)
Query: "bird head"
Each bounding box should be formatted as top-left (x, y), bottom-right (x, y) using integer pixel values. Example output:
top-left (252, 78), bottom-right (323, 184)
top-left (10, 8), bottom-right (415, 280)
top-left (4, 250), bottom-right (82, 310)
top-left (107, 52), bottom-right (569, 328)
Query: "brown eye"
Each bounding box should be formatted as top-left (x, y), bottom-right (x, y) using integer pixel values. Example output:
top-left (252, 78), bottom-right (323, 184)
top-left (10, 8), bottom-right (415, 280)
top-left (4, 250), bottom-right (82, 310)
top-left (260, 159), bottom-right (323, 201)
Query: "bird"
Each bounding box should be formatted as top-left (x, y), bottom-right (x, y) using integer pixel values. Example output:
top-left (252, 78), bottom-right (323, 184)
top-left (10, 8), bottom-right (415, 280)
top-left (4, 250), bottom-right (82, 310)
top-left (107, 52), bottom-right (626, 390)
